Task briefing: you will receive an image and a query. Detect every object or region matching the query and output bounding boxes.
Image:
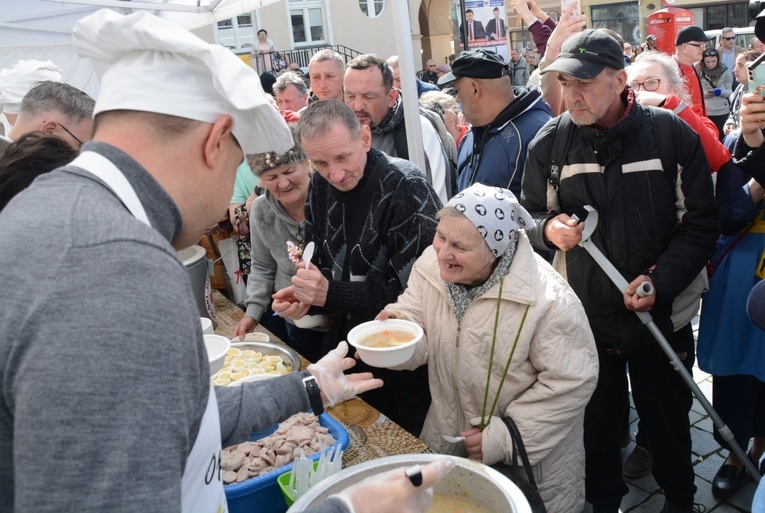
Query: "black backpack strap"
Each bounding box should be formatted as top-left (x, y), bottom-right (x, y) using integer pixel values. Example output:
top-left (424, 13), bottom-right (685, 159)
top-left (647, 106), bottom-right (678, 186)
top-left (545, 113), bottom-right (574, 193)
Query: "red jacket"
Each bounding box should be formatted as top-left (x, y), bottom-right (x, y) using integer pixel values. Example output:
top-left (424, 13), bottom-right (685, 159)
top-left (662, 94), bottom-right (729, 172)
top-left (676, 59), bottom-right (707, 117)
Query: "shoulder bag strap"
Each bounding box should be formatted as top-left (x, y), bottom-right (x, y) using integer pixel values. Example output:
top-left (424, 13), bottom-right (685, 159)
top-left (341, 153), bottom-right (389, 280)
top-left (500, 415), bottom-right (540, 490)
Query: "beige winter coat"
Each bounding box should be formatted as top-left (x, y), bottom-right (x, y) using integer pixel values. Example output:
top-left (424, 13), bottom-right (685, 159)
top-left (388, 233), bottom-right (598, 513)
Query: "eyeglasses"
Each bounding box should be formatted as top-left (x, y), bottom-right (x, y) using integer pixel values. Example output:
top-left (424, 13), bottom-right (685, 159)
top-left (58, 123), bottom-right (85, 148)
top-left (723, 36), bottom-right (737, 41)
top-left (684, 42), bottom-right (706, 49)
top-left (702, 50), bottom-right (719, 58)
top-left (627, 79), bottom-right (662, 92)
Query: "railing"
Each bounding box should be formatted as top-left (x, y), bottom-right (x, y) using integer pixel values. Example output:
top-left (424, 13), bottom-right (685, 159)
top-left (249, 45), bottom-right (363, 76)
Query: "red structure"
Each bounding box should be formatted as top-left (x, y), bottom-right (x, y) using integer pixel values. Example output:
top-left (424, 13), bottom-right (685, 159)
top-left (646, 7), bottom-right (695, 54)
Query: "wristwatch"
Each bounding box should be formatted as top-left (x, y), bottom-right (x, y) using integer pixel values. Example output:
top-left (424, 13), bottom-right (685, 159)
top-left (303, 376), bottom-right (324, 416)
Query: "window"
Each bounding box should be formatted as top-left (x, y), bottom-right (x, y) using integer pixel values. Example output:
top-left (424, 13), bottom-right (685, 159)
top-left (359, 0), bottom-right (384, 18)
top-left (237, 14), bottom-right (252, 27)
top-left (290, 1), bottom-right (326, 46)
top-left (591, 2), bottom-right (640, 45)
top-left (215, 14), bottom-right (255, 50)
top-left (704, 2), bottom-right (747, 31)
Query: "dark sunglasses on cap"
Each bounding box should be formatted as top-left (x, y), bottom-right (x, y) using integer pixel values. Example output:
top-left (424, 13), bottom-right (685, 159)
top-left (703, 49), bottom-right (719, 58)
top-left (723, 36), bottom-right (737, 41)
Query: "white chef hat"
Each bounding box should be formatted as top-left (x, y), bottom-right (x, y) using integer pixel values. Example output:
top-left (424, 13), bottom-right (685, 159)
top-left (446, 183), bottom-right (535, 257)
top-left (0, 60), bottom-right (65, 115)
top-left (72, 9), bottom-right (291, 156)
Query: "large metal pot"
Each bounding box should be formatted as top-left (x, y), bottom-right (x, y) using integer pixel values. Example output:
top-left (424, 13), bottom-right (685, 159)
top-left (289, 454), bottom-right (531, 513)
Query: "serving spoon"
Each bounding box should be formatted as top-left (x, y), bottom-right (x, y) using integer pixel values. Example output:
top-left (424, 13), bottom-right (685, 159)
top-left (442, 435), bottom-right (465, 443)
top-left (302, 241), bottom-right (315, 269)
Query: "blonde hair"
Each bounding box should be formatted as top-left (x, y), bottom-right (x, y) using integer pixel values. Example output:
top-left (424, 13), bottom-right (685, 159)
top-left (419, 91), bottom-right (459, 118)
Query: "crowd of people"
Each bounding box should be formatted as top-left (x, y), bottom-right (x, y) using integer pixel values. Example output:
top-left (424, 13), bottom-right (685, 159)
top-left (2, 2), bottom-right (765, 513)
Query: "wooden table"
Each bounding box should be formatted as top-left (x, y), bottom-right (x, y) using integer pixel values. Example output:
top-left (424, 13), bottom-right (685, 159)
top-left (211, 290), bottom-right (431, 467)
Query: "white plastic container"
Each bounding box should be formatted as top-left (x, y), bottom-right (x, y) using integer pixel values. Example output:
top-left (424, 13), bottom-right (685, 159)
top-left (204, 334), bottom-right (230, 375)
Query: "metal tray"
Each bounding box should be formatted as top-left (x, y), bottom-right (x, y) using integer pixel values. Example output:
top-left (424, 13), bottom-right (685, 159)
top-left (229, 340), bottom-right (302, 373)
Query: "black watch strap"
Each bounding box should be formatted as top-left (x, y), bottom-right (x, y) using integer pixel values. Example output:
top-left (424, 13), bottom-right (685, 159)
top-left (303, 376), bottom-right (324, 416)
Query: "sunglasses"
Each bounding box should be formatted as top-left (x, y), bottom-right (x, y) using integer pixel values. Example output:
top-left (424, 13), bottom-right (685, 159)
top-left (723, 36), bottom-right (736, 41)
top-left (703, 50), bottom-right (718, 58)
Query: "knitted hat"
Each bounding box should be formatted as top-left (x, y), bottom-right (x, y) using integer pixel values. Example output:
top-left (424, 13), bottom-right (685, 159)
top-left (446, 183), bottom-right (534, 257)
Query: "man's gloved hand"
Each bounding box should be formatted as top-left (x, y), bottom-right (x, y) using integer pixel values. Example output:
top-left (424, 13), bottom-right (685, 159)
top-left (307, 341), bottom-right (383, 406)
top-left (334, 458), bottom-right (455, 513)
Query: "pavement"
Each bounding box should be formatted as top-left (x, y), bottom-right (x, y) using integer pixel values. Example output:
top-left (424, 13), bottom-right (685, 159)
top-left (589, 315), bottom-right (761, 513)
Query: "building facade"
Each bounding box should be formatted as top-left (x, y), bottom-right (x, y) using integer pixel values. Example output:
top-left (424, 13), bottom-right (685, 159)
top-left (201, 0), bottom-right (752, 72)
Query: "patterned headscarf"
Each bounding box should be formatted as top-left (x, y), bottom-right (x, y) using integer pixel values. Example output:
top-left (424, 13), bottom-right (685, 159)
top-left (445, 183), bottom-right (534, 257)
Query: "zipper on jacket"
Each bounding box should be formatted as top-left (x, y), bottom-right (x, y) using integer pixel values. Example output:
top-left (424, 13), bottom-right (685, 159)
top-left (453, 322), bottom-right (464, 435)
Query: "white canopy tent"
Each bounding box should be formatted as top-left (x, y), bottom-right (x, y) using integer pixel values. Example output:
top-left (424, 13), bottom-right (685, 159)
top-left (0, 0), bottom-right (278, 96)
top-left (0, 0), bottom-right (425, 169)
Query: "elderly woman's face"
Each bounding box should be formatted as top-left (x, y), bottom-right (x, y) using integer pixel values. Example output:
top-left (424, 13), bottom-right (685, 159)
top-left (627, 61), bottom-right (673, 96)
top-left (259, 161), bottom-right (311, 208)
top-left (433, 215), bottom-right (496, 284)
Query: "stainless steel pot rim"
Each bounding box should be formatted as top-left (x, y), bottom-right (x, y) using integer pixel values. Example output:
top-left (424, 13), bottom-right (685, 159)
top-left (289, 454), bottom-right (531, 513)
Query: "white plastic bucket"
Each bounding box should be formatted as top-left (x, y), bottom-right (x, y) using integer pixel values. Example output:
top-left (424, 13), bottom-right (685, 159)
top-left (177, 245), bottom-right (216, 321)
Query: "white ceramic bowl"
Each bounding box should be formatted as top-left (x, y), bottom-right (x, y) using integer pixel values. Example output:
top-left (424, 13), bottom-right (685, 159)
top-left (292, 314), bottom-right (332, 329)
top-left (204, 334), bottom-right (231, 375)
top-left (346, 319), bottom-right (423, 368)
top-left (200, 317), bottom-right (214, 335)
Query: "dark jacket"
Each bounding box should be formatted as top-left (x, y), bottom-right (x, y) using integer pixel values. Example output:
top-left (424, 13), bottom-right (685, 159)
top-left (486, 18), bottom-right (506, 40)
top-left (456, 87), bottom-right (551, 198)
top-left (422, 70), bottom-right (439, 85)
top-left (521, 90), bottom-right (719, 352)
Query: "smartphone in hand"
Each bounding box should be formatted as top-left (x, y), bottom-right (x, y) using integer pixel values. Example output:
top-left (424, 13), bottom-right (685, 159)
top-left (748, 53), bottom-right (765, 96)
top-left (561, 0), bottom-right (581, 20)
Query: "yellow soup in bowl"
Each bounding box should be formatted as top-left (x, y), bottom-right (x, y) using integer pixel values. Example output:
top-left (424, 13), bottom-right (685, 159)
top-left (357, 329), bottom-right (416, 348)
